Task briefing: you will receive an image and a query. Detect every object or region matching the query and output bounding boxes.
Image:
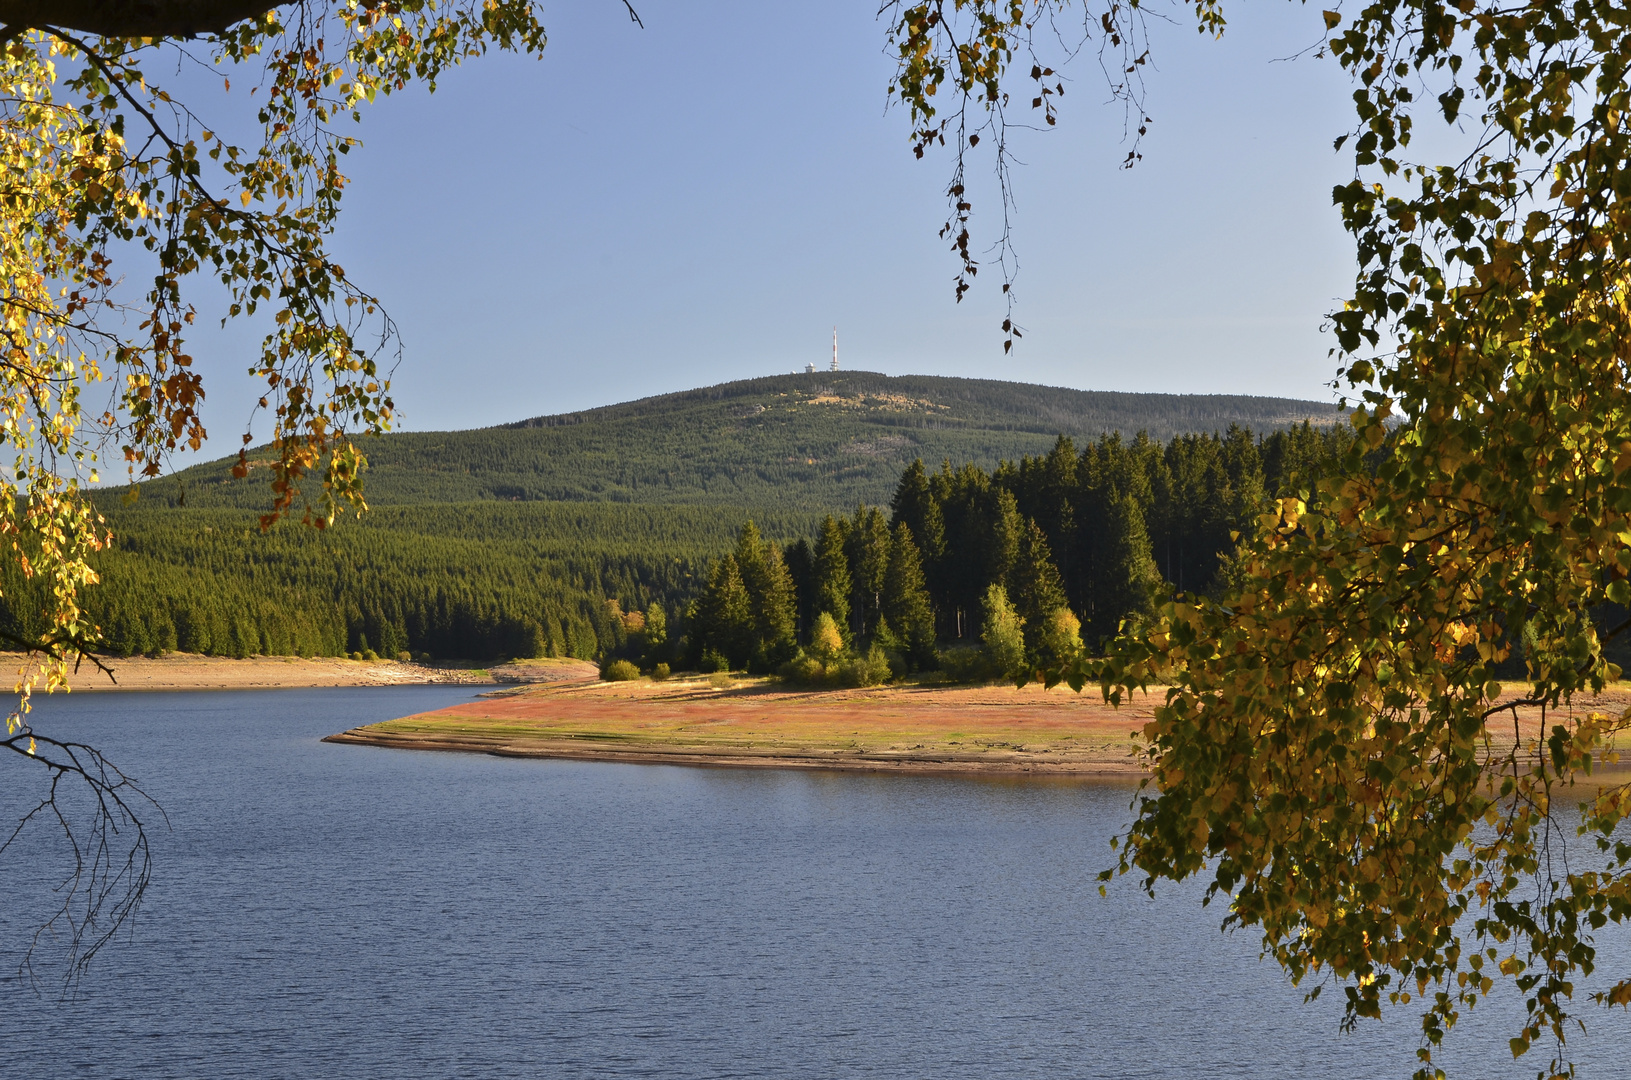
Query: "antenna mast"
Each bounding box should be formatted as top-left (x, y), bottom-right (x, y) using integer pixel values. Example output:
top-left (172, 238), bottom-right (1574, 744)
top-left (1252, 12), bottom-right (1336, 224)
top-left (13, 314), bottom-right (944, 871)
top-left (831, 327), bottom-right (838, 372)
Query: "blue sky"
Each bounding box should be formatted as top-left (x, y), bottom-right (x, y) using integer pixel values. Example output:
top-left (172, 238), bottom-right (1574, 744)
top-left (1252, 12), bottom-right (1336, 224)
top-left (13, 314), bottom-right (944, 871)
top-left (180, 0), bottom-right (1359, 444)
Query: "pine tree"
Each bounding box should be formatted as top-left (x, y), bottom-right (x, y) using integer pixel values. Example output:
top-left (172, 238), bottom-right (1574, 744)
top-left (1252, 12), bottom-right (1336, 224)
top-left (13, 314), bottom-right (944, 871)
top-left (783, 537), bottom-right (815, 641)
top-left (882, 522), bottom-right (937, 670)
top-left (1016, 436), bottom-right (1078, 600)
top-left (935, 461), bottom-right (992, 639)
top-left (694, 553), bottom-right (754, 669)
top-left (813, 515), bottom-right (853, 643)
top-left (752, 542), bottom-right (798, 670)
top-left (1089, 493), bottom-right (1161, 644)
top-left (980, 488), bottom-right (1023, 591)
top-left (846, 505), bottom-right (891, 639)
top-left (733, 520), bottom-right (771, 601)
top-left (891, 458), bottom-right (946, 563)
top-left (1010, 519), bottom-right (1068, 653)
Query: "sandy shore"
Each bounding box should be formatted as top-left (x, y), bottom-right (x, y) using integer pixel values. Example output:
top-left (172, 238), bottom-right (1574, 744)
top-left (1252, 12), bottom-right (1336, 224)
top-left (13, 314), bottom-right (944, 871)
top-left (0, 652), bottom-right (600, 692)
top-left (325, 675), bottom-right (1157, 776)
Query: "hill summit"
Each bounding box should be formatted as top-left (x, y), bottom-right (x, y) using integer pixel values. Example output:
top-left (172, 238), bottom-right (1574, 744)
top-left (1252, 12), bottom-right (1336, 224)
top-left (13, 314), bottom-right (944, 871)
top-left (127, 371), bottom-right (1340, 513)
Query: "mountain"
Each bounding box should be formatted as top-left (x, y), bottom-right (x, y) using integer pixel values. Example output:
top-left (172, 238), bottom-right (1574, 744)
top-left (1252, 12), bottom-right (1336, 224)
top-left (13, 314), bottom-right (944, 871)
top-left (113, 371), bottom-right (1341, 514)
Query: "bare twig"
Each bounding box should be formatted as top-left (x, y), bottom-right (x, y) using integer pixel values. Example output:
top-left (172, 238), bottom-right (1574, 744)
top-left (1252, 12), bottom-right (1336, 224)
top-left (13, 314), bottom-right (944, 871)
top-left (1, 727), bottom-right (161, 991)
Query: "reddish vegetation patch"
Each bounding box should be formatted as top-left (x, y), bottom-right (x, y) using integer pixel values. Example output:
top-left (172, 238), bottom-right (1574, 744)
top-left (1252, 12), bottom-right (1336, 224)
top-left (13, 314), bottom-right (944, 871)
top-left (326, 678), bottom-right (1159, 776)
top-left (325, 678), bottom-right (1631, 778)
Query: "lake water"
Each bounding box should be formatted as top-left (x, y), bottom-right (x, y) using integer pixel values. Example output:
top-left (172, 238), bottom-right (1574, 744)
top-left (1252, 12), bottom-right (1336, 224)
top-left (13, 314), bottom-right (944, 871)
top-left (2, 687), bottom-right (1628, 1079)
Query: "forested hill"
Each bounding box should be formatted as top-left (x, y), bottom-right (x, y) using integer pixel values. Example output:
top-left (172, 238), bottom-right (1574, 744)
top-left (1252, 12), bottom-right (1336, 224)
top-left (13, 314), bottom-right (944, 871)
top-left (113, 371), bottom-right (1340, 513)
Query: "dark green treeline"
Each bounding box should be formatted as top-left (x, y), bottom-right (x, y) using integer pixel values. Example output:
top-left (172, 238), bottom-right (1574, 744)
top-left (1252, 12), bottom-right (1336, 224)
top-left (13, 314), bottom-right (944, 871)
top-left (0, 425), bottom-right (1344, 666)
top-left (685, 423), bottom-right (1350, 669)
top-left (0, 503), bottom-right (819, 662)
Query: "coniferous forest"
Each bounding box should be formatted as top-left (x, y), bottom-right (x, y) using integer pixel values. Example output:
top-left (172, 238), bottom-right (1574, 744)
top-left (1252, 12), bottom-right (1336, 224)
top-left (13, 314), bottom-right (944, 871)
top-left (675, 424), bottom-right (1350, 680)
top-left (0, 421), bottom-right (1347, 668)
top-left (0, 370), bottom-right (1348, 668)
top-left (0, 504), bottom-right (819, 663)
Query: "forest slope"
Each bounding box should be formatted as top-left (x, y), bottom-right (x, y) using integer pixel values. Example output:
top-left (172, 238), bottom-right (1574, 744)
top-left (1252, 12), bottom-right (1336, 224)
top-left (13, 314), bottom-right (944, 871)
top-left (112, 371), bottom-right (1339, 513)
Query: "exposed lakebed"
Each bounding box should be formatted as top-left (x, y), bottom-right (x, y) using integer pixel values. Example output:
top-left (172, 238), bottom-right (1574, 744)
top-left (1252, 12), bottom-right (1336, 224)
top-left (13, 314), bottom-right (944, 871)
top-left (2, 687), bottom-right (1628, 1079)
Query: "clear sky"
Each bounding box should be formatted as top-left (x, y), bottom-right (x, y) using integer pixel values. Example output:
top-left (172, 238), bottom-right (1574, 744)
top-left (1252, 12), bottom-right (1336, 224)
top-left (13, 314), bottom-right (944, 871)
top-left (179, 0), bottom-right (1360, 448)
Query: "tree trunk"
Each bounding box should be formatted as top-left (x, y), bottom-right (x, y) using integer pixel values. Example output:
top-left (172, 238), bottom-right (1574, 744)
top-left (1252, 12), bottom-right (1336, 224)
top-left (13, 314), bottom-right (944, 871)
top-left (1, 0), bottom-right (289, 37)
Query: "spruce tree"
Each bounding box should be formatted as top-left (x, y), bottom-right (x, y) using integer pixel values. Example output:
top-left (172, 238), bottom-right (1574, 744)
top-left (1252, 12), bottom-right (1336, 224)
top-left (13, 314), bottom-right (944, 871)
top-left (1092, 493), bottom-right (1161, 643)
top-left (783, 537), bottom-right (815, 641)
top-left (882, 522), bottom-right (938, 670)
top-left (733, 520), bottom-right (771, 601)
top-left (980, 488), bottom-right (1023, 591)
top-left (752, 543), bottom-right (799, 670)
top-left (1016, 436), bottom-right (1078, 601)
top-left (936, 461), bottom-right (992, 639)
top-left (1010, 519), bottom-right (1068, 653)
top-left (890, 458), bottom-right (946, 563)
top-left (812, 515), bottom-right (852, 643)
top-left (694, 553), bottom-right (754, 670)
top-left (846, 505), bottom-right (891, 639)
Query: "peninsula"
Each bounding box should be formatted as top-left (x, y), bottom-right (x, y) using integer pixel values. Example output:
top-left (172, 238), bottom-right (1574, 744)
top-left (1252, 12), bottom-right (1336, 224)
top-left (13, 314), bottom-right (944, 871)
top-left (323, 676), bottom-right (1631, 779)
top-left (323, 676), bottom-right (1157, 777)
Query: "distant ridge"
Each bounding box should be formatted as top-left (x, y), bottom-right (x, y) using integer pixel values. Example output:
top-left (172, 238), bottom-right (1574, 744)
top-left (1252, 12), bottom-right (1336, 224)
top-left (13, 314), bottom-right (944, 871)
top-left (497, 371), bottom-right (1337, 439)
top-left (119, 371), bottom-right (1341, 514)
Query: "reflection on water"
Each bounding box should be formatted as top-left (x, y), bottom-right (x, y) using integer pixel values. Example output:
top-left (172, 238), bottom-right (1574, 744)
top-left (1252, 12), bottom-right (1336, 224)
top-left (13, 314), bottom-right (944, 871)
top-left (0, 687), bottom-right (1626, 1079)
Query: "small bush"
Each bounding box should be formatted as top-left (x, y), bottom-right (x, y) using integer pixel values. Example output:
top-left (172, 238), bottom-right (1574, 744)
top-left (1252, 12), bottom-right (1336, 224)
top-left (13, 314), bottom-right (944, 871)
top-left (601, 658), bottom-right (641, 681)
top-left (349, 651), bottom-right (364, 662)
top-left (939, 645), bottom-right (992, 684)
top-left (362, 648), bottom-right (380, 662)
top-left (700, 648), bottom-right (730, 674)
top-left (708, 672), bottom-right (735, 689)
top-left (779, 652), bottom-right (828, 685)
top-left (396, 650), bottom-right (413, 663)
top-left (834, 644), bottom-right (891, 688)
top-left (652, 662), bottom-right (671, 681)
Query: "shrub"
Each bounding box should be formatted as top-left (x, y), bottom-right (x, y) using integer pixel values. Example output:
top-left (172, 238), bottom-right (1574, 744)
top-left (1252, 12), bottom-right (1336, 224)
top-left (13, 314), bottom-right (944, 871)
top-left (362, 648), bottom-right (380, 661)
top-left (708, 672), bottom-right (735, 689)
top-left (779, 652), bottom-right (828, 685)
top-left (652, 662), bottom-right (671, 681)
top-left (396, 650), bottom-right (413, 663)
top-left (834, 644), bottom-right (891, 687)
top-left (700, 648), bottom-right (730, 674)
top-left (349, 651), bottom-right (364, 661)
top-left (939, 644), bottom-right (992, 684)
top-left (601, 658), bottom-right (641, 681)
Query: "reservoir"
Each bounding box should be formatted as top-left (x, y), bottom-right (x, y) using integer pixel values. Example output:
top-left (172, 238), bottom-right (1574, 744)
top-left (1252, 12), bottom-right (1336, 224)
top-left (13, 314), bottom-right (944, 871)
top-left (2, 687), bottom-right (1627, 1079)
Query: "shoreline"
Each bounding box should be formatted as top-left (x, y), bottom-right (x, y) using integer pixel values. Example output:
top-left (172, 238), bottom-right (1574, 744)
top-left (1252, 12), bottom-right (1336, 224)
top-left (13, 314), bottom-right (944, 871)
top-left (324, 676), bottom-right (1155, 776)
top-left (0, 652), bottom-right (600, 692)
top-left (323, 676), bottom-right (1631, 780)
top-left (321, 727), bottom-right (1146, 777)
